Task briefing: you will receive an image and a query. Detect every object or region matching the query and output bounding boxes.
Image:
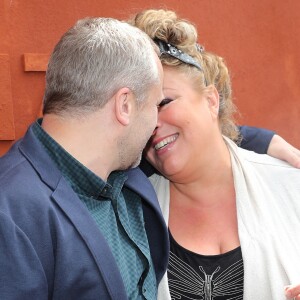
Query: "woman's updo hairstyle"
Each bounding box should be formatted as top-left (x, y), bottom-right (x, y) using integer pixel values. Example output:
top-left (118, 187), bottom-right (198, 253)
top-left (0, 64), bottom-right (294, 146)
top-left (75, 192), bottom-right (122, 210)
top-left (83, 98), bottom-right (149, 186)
top-left (129, 9), bottom-right (240, 142)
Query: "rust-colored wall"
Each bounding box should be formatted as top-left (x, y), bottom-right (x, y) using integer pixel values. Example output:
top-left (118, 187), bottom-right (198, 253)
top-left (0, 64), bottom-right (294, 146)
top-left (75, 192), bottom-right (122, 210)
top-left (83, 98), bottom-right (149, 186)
top-left (1, 0), bottom-right (299, 155)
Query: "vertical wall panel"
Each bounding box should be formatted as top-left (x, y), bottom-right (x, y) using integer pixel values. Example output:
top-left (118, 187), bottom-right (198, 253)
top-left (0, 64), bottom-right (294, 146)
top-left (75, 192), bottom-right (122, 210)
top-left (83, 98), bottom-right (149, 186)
top-left (0, 54), bottom-right (15, 140)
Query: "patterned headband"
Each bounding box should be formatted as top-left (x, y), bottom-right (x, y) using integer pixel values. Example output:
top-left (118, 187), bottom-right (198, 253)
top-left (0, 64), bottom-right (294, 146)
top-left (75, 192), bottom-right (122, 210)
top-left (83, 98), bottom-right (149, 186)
top-left (154, 38), bottom-right (203, 71)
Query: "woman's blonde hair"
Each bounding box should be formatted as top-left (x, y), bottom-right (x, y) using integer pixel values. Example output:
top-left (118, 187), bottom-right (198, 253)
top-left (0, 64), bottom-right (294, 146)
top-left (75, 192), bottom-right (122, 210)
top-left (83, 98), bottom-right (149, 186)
top-left (129, 9), bottom-right (240, 142)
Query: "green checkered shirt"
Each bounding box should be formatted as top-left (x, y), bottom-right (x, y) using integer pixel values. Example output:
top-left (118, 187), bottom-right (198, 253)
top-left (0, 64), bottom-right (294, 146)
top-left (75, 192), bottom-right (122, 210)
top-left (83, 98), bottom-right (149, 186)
top-left (33, 119), bottom-right (157, 299)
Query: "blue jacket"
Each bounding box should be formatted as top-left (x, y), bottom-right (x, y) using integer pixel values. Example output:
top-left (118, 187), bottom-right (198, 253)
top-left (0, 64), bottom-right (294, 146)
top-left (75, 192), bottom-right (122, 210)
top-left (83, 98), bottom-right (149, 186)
top-left (0, 125), bottom-right (169, 299)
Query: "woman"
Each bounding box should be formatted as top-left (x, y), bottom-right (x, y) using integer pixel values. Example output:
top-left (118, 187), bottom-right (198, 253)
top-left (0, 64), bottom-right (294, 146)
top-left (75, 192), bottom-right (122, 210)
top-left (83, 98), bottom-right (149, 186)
top-left (132, 9), bottom-right (300, 300)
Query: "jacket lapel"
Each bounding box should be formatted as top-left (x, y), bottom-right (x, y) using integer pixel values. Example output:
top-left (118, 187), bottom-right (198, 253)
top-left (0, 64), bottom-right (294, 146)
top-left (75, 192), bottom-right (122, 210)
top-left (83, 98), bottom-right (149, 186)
top-left (52, 179), bottom-right (127, 299)
top-left (125, 167), bottom-right (169, 283)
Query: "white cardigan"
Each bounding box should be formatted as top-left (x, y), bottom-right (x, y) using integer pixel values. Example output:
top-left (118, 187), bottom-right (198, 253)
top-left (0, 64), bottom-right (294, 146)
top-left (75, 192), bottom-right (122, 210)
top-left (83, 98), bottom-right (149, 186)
top-left (150, 137), bottom-right (300, 300)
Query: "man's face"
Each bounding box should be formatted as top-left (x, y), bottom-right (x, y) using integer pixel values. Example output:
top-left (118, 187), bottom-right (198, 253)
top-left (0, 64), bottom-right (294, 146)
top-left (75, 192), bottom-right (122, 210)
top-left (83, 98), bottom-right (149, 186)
top-left (119, 55), bottom-right (164, 169)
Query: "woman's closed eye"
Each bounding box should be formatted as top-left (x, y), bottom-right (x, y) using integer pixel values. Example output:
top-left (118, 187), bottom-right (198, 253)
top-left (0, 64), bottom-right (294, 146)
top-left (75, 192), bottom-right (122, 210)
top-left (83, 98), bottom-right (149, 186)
top-left (157, 98), bottom-right (173, 108)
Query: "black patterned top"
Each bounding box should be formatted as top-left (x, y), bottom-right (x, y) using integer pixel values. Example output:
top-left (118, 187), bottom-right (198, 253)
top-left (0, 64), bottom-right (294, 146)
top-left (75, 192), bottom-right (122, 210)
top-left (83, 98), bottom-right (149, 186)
top-left (168, 231), bottom-right (244, 300)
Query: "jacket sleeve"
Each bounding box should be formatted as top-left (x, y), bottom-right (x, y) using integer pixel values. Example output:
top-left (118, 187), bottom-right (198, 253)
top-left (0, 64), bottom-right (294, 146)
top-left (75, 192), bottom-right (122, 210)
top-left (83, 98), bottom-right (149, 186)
top-left (0, 212), bottom-right (48, 300)
top-left (239, 125), bottom-right (275, 154)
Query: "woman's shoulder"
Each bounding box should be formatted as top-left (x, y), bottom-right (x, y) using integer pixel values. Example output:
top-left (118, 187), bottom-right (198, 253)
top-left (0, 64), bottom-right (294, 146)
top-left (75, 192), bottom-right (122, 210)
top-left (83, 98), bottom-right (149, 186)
top-left (225, 135), bottom-right (295, 170)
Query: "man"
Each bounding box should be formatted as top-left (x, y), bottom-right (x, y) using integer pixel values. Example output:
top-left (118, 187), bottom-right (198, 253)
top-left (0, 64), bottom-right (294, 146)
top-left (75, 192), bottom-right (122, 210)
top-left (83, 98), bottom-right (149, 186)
top-left (0, 17), bottom-right (168, 299)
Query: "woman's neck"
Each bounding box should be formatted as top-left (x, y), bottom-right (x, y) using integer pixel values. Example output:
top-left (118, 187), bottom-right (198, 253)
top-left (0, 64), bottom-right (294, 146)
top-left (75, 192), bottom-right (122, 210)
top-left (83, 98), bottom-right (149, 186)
top-left (169, 137), bottom-right (233, 206)
top-left (167, 138), bottom-right (239, 255)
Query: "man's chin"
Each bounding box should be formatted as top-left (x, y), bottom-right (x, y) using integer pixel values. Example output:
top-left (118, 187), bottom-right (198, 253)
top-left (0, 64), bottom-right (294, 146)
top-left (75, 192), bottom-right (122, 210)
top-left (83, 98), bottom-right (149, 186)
top-left (118, 154), bottom-right (142, 171)
top-left (130, 154), bottom-right (142, 169)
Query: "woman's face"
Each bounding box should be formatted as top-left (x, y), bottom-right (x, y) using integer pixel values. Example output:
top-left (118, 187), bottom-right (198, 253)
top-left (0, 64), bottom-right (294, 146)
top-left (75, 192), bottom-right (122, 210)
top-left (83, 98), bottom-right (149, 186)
top-left (144, 66), bottom-right (219, 179)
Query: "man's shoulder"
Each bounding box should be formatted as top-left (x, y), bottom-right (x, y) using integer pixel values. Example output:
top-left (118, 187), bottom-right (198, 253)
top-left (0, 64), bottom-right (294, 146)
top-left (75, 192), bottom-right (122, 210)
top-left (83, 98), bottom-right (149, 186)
top-left (0, 141), bottom-right (25, 177)
top-left (0, 140), bottom-right (58, 219)
top-left (0, 141), bottom-right (44, 189)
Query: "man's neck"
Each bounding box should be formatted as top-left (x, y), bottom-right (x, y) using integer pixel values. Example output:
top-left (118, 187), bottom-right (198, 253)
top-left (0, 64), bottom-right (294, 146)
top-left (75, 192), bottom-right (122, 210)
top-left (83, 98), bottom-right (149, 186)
top-left (41, 113), bottom-right (118, 181)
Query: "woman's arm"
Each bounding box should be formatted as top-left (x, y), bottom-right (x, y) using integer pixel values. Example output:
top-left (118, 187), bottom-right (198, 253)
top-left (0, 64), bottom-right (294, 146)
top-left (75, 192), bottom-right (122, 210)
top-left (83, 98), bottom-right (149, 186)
top-left (267, 134), bottom-right (300, 168)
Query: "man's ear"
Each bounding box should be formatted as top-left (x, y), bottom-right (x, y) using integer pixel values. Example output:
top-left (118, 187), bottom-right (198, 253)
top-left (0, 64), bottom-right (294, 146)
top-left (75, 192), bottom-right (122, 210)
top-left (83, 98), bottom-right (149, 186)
top-left (206, 85), bottom-right (220, 118)
top-left (114, 87), bottom-right (134, 126)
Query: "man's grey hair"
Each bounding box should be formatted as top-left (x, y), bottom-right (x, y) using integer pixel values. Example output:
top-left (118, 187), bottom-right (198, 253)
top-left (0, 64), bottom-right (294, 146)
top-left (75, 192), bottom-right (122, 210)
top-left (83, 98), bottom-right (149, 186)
top-left (43, 17), bottom-right (160, 116)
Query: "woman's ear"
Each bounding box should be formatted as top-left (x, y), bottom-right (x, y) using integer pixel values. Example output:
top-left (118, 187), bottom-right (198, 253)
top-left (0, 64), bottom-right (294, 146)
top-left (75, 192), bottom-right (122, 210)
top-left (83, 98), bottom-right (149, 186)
top-left (114, 87), bottom-right (134, 126)
top-left (206, 85), bottom-right (220, 118)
